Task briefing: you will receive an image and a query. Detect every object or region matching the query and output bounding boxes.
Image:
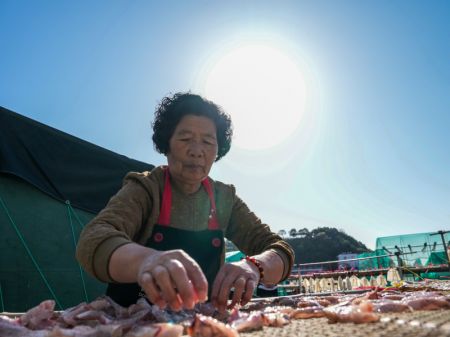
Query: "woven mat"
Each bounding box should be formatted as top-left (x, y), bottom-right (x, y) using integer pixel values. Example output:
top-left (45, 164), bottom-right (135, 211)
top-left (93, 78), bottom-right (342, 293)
top-left (241, 310), bottom-right (450, 337)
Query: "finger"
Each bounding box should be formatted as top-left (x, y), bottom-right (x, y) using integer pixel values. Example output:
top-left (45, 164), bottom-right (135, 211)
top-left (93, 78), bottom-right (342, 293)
top-left (210, 267), bottom-right (227, 307)
top-left (216, 273), bottom-right (237, 312)
top-left (152, 265), bottom-right (182, 311)
top-left (228, 277), bottom-right (246, 309)
top-left (165, 259), bottom-right (195, 309)
top-left (241, 278), bottom-right (257, 305)
top-left (180, 255), bottom-right (208, 302)
top-left (139, 272), bottom-right (166, 308)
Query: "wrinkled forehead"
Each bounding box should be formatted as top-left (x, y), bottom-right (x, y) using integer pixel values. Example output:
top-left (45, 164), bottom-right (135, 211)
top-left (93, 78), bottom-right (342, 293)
top-left (173, 115), bottom-right (217, 138)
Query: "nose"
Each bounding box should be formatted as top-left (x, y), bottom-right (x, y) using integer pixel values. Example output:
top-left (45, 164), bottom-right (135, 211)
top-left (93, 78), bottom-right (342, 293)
top-left (188, 142), bottom-right (204, 158)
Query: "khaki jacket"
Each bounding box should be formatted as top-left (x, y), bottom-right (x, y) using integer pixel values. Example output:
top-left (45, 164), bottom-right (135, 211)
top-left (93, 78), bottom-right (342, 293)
top-left (76, 166), bottom-right (294, 282)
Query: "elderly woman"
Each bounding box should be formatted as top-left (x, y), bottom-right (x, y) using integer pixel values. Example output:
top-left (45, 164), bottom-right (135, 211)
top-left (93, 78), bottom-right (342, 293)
top-left (76, 92), bottom-right (294, 312)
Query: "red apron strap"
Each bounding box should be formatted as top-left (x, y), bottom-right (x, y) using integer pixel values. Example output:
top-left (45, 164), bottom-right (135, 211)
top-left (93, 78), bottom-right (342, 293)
top-left (157, 167), bottom-right (220, 230)
top-left (202, 178), bottom-right (220, 230)
top-left (156, 167), bottom-right (172, 226)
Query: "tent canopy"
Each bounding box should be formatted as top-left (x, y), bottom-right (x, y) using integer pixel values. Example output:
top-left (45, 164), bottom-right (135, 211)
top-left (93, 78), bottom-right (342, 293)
top-left (0, 106), bottom-right (155, 311)
top-left (0, 106), bottom-right (154, 213)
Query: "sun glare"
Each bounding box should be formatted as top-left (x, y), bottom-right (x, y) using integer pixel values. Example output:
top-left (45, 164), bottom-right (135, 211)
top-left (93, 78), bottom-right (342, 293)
top-left (203, 45), bottom-right (307, 150)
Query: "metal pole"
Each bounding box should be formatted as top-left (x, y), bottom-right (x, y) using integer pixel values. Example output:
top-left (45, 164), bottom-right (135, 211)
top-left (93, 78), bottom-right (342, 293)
top-left (394, 252), bottom-right (403, 279)
top-left (431, 230), bottom-right (450, 271)
top-left (298, 264), bottom-right (303, 294)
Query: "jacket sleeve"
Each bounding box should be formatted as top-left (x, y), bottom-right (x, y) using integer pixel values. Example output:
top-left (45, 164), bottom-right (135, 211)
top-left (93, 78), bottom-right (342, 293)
top-left (76, 174), bottom-right (153, 282)
top-left (224, 188), bottom-right (295, 281)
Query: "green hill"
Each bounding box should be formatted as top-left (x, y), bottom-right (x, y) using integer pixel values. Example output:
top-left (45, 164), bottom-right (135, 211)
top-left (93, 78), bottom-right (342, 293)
top-left (284, 227), bottom-right (371, 265)
top-left (225, 226), bottom-right (371, 269)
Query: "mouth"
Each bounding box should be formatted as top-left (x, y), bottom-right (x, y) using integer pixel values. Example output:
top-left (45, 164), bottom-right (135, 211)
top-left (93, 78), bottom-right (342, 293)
top-left (184, 164), bottom-right (204, 171)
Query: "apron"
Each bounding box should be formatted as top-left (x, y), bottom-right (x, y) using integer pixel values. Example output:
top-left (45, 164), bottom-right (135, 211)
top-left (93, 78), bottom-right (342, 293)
top-left (106, 168), bottom-right (224, 307)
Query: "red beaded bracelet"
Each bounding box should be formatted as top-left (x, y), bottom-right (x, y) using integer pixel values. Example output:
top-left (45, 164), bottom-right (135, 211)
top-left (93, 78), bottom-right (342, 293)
top-left (243, 256), bottom-right (264, 280)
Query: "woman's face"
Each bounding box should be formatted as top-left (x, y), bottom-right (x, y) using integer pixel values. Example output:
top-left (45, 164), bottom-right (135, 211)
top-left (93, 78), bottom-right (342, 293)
top-left (167, 115), bottom-right (218, 188)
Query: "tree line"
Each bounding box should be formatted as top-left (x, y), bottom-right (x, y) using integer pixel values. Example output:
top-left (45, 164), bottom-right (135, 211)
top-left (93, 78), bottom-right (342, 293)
top-left (283, 227), bottom-right (371, 265)
top-left (225, 226), bottom-right (371, 266)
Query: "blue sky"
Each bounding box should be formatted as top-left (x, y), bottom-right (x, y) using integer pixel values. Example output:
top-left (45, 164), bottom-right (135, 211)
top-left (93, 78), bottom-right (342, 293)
top-left (1, 1), bottom-right (449, 249)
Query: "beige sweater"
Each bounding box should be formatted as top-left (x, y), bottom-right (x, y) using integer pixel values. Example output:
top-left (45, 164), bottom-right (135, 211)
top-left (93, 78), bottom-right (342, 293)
top-left (76, 166), bottom-right (294, 283)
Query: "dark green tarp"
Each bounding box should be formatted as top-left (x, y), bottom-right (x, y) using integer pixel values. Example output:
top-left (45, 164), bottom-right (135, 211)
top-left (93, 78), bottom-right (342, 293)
top-left (0, 106), bottom-right (153, 213)
top-left (426, 251), bottom-right (449, 265)
top-left (0, 106), bottom-right (154, 311)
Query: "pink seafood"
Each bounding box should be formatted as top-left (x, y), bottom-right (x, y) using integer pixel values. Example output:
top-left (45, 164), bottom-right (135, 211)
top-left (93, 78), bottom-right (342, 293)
top-left (370, 300), bottom-right (412, 313)
top-left (19, 300), bottom-right (56, 330)
top-left (379, 294), bottom-right (404, 301)
top-left (323, 301), bottom-right (380, 324)
top-left (1, 315), bottom-right (44, 337)
top-left (49, 324), bottom-right (122, 337)
top-left (229, 311), bottom-right (265, 332)
top-left (188, 314), bottom-right (239, 337)
top-left (402, 297), bottom-right (450, 310)
top-left (124, 323), bottom-right (184, 337)
top-left (289, 307), bottom-right (325, 319)
top-left (320, 296), bottom-right (340, 305)
top-left (262, 312), bottom-right (290, 327)
top-left (59, 303), bottom-right (91, 326)
top-left (297, 300), bottom-right (322, 308)
top-left (262, 306), bottom-right (295, 315)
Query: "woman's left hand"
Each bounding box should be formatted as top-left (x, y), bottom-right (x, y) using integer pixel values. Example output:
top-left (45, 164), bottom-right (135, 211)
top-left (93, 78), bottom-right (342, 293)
top-left (210, 259), bottom-right (260, 312)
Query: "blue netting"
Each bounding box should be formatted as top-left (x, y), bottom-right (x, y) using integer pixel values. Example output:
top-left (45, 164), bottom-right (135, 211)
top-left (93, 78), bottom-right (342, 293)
top-left (358, 249), bottom-right (394, 269)
top-left (375, 232), bottom-right (449, 267)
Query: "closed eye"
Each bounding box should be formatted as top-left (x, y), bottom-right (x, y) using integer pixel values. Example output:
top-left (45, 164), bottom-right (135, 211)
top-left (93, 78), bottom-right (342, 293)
top-left (203, 136), bottom-right (217, 145)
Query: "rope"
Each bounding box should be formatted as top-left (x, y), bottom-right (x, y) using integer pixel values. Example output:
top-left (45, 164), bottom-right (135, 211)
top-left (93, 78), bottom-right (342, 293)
top-left (399, 266), bottom-right (424, 280)
top-left (0, 196), bottom-right (63, 310)
top-left (66, 201), bottom-right (89, 302)
top-left (0, 282), bottom-right (4, 312)
top-left (67, 202), bottom-right (86, 230)
top-left (296, 252), bottom-right (397, 267)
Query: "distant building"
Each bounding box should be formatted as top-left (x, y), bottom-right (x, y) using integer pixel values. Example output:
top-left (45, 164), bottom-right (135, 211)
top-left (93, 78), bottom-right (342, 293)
top-left (338, 252), bottom-right (359, 270)
top-left (295, 265), bottom-right (325, 275)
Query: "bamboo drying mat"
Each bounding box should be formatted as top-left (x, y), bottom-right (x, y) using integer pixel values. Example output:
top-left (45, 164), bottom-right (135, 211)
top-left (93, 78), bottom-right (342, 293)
top-left (241, 310), bottom-right (450, 337)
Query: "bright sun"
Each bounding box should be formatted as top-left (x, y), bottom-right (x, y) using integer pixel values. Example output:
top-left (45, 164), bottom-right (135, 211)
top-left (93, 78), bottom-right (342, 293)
top-left (203, 44), bottom-right (307, 151)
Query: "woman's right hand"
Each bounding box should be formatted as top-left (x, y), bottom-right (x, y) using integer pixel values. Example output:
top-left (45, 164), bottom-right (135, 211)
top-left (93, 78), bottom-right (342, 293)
top-left (137, 249), bottom-right (208, 311)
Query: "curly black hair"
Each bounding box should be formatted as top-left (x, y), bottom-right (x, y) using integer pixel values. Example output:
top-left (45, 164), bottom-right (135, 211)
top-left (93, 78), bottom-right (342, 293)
top-left (152, 92), bottom-right (233, 161)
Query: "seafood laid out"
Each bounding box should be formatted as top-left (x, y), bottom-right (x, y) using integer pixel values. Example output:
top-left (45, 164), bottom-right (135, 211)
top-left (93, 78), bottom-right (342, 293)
top-left (1, 285), bottom-right (450, 337)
